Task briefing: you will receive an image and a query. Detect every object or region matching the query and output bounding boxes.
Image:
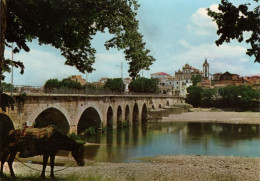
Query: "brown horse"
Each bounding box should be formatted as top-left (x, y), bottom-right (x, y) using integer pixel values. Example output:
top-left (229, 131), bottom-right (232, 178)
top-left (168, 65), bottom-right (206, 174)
top-left (0, 129), bottom-right (85, 178)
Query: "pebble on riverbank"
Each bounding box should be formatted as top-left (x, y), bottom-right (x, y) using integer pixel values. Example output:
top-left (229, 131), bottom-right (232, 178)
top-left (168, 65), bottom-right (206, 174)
top-left (3, 155), bottom-right (260, 181)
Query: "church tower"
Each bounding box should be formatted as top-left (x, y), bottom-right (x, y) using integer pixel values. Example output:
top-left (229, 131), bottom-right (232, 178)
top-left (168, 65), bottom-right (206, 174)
top-left (203, 59), bottom-right (209, 80)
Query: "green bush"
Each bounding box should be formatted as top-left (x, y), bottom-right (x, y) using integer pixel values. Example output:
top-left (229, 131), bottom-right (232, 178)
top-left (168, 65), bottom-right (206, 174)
top-left (84, 127), bottom-right (97, 136)
top-left (129, 77), bottom-right (159, 93)
top-left (104, 78), bottom-right (124, 93)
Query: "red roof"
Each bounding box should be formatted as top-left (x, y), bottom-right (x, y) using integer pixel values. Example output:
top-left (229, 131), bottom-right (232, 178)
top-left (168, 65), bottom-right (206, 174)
top-left (151, 72), bottom-right (170, 76)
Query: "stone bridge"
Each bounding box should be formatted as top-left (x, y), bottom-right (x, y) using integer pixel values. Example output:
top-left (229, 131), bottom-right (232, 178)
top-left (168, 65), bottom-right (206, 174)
top-left (0, 94), bottom-right (186, 134)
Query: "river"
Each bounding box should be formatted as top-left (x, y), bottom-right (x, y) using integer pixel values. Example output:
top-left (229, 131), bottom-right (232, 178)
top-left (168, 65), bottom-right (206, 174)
top-left (81, 122), bottom-right (260, 162)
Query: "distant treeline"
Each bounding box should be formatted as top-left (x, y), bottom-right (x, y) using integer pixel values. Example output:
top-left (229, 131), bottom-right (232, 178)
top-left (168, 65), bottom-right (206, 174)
top-left (44, 77), bottom-right (159, 94)
top-left (186, 85), bottom-right (260, 110)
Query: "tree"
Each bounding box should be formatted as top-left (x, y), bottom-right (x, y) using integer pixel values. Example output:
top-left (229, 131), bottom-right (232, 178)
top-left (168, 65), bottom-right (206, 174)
top-left (0, 0), bottom-right (156, 111)
top-left (128, 77), bottom-right (158, 94)
top-left (202, 88), bottom-right (216, 107)
top-left (218, 85), bottom-right (240, 107)
top-left (186, 86), bottom-right (203, 107)
top-left (218, 85), bottom-right (259, 107)
top-left (44, 78), bottom-right (83, 93)
top-left (104, 78), bottom-right (124, 93)
top-left (4, 0), bottom-right (155, 77)
top-left (207, 0), bottom-right (260, 63)
top-left (191, 75), bottom-right (202, 86)
top-left (236, 85), bottom-right (259, 107)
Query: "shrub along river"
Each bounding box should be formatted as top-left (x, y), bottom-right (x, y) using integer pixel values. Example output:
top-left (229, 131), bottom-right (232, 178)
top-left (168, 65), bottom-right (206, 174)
top-left (78, 122), bottom-right (260, 163)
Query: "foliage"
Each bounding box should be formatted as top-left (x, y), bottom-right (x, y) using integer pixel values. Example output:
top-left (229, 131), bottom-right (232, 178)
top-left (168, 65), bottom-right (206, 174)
top-left (0, 93), bottom-right (15, 112)
top-left (4, 0), bottom-right (155, 78)
top-left (2, 58), bottom-right (24, 81)
top-left (202, 88), bottom-right (216, 107)
top-left (219, 85), bottom-right (259, 107)
top-left (207, 0), bottom-right (260, 62)
top-left (83, 127), bottom-right (96, 136)
top-left (128, 77), bottom-right (158, 93)
top-left (44, 79), bottom-right (83, 92)
top-left (186, 86), bottom-right (203, 107)
top-left (191, 75), bottom-right (202, 86)
top-left (187, 85), bottom-right (259, 109)
top-left (0, 82), bottom-right (12, 92)
top-left (104, 78), bottom-right (124, 93)
top-left (218, 85), bottom-right (241, 106)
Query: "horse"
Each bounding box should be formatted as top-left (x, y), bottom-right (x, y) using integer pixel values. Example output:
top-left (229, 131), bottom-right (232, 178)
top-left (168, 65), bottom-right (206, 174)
top-left (0, 129), bottom-right (86, 178)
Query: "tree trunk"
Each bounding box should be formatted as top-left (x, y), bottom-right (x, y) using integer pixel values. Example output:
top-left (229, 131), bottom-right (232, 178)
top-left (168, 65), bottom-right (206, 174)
top-left (0, 0), bottom-right (7, 107)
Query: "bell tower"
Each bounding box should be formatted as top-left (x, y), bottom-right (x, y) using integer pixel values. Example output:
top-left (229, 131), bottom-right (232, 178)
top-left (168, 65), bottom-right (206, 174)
top-left (203, 59), bottom-right (209, 80)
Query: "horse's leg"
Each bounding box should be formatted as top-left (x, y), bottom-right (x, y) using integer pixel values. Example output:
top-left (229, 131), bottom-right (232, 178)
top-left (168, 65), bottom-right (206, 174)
top-left (7, 152), bottom-right (17, 178)
top-left (41, 154), bottom-right (49, 178)
top-left (50, 155), bottom-right (56, 178)
top-left (0, 151), bottom-right (9, 177)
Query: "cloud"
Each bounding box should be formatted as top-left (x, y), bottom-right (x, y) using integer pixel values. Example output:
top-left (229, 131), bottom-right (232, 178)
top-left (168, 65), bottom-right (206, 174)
top-left (178, 40), bottom-right (191, 48)
top-left (4, 48), bottom-right (86, 86)
top-left (171, 41), bottom-right (260, 76)
top-left (187, 4), bottom-right (218, 36)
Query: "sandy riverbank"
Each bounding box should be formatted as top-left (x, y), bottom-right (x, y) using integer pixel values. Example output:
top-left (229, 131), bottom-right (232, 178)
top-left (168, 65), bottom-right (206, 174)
top-left (2, 155), bottom-right (260, 181)
top-left (162, 109), bottom-right (260, 124)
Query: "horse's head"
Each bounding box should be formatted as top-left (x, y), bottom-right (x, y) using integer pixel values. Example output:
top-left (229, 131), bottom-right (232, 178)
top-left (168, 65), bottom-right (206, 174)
top-left (71, 143), bottom-right (85, 166)
top-left (70, 133), bottom-right (86, 166)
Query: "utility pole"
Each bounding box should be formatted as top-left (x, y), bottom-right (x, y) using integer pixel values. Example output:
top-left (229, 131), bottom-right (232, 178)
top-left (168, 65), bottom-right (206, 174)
top-left (116, 61), bottom-right (123, 94)
top-left (142, 70), bottom-right (143, 94)
top-left (0, 0), bottom-right (7, 106)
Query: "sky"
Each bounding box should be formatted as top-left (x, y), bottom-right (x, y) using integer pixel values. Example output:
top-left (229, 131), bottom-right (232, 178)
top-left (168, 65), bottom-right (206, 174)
top-left (3, 0), bottom-right (260, 86)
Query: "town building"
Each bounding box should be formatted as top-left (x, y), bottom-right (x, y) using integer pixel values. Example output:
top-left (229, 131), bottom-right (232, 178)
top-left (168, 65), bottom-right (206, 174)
top-left (99, 77), bottom-right (109, 84)
top-left (150, 72), bottom-right (171, 95)
top-left (242, 75), bottom-right (260, 90)
top-left (150, 73), bottom-right (186, 96)
top-left (212, 71), bottom-right (246, 87)
top-left (64, 75), bottom-right (86, 85)
top-left (175, 63), bottom-right (202, 84)
top-left (151, 72), bottom-right (170, 79)
top-left (202, 59), bottom-right (209, 80)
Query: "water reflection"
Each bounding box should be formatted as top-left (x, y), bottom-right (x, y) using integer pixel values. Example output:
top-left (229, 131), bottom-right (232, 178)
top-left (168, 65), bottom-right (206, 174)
top-left (81, 122), bottom-right (260, 162)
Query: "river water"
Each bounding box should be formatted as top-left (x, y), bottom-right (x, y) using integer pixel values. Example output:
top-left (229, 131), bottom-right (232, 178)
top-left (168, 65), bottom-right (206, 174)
top-left (82, 122), bottom-right (260, 162)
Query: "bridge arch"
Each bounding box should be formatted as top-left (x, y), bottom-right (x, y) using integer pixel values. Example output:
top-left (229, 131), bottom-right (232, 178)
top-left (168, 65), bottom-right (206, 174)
top-left (34, 107), bottom-right (70, 134)
top-left (77, 107), bottom-right (101, 135)
top-left (133, 103), bottom-right (139, 123)
top-left (117, 105), bottom-right (123, 127)
top-left (125, 105), bottom-right (130, 123)
top-left (141, 103), bottom-right (148, 123)
top-left (107, 106), bottom-right (113, 129)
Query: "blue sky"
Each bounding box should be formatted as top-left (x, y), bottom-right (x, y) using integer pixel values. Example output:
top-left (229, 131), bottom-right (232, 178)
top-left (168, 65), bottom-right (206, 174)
top-left (4, 0), bottom-right (260, 86)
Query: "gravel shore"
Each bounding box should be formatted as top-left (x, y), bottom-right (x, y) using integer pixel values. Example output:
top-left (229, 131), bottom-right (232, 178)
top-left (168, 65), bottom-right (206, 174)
top-left (162, 110), bottom-right (260, 124)
top-left (3, 155), bottom-right (260, 181)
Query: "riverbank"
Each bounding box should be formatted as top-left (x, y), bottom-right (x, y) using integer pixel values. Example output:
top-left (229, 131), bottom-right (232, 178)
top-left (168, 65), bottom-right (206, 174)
top-left (3, 155), bottom-right (260, 181)
top-left (162, 109), bottom-right (260, 124)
